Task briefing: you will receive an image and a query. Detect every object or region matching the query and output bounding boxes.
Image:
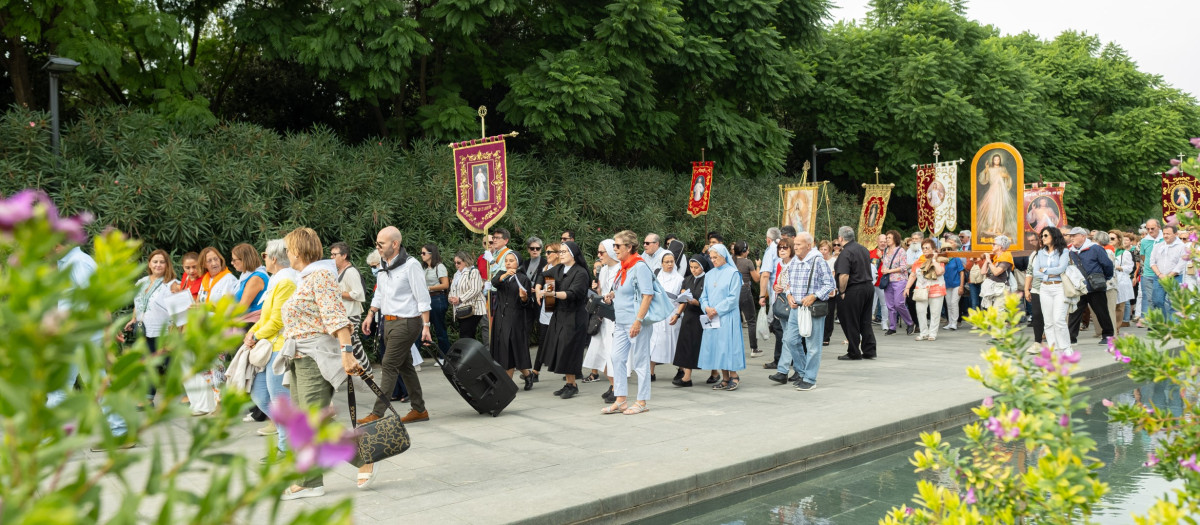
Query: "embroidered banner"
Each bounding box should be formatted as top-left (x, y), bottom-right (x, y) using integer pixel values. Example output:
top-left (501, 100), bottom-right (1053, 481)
top-left (779, 183), bottom-right (821, 235)
top-left (1023, 183), bottom-right (1068, 236)
top-left (451, 136), bottom-right (509, 234)
top-left (857, 184), bottom-right (893, 251)
top-left (930, 161), bottom-right (957, 236)
top-left (1162, 171), bottom-right (1200, 222)
top-left (688, 161), bottom-right (714, 218)
top-left (915, 163), bottom-right (936, 232)
top-left (970, 142), bottom-right (1024, 251)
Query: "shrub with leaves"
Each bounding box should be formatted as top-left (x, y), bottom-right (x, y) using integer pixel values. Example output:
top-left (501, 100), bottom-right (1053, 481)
top-left (0, 191), bottom-right (355, 524)
top-left (880, 294), bottom-right (1109, 524)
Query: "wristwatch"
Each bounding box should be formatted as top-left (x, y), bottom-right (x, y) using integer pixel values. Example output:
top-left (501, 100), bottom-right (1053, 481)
top-left (636, 317), bottom-right (644, 323)
top-left (423, 322), bottom-right (431, 327)
top-left (341, 344), bottom-right (353, 354)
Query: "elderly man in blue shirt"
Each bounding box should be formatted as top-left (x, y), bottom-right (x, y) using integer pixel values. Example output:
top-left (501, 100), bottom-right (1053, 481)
top-left (1066, 227), bottom-right (1115, 344)
top-left (768, 232), bottom-right (834, 392)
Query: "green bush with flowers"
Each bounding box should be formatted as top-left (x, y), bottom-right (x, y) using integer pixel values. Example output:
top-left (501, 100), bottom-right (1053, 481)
top-left (0, 190), bottom-right (359, 524)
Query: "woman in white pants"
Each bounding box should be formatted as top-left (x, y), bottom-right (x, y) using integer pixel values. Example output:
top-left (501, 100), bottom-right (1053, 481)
top-left (1033, 227), bottom-right (1072, 354)
top-left (602, 230), bottom-right (657, 415)
top-left (904, 239), bottom-right (946, 341)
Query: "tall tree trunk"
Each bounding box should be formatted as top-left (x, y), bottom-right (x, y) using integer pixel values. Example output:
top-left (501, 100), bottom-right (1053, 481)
top-left (370, 101), bottom-right (389, 138)
top-left (186, 18), bottom-right (203, 67)
top-left (419, 54), bottom-right (428, 107)
top-left (2, 35), bottom-right (36, 109)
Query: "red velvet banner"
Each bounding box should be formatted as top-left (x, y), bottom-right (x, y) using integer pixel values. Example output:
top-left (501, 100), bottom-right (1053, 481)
top-left (1162, 171), bottom-right (1199, 222)
top-left (688, 161), bottom-right (713, 218)
top-left (452, 136), bottom-right (509, 234)
top-left (915, 163), bottom-right (936, 232)
top-left (1023, 183), bottom-right (1068, 235)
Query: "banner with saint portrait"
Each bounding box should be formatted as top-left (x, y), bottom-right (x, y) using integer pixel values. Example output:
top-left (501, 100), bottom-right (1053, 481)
top-left (915, 163), bottom-right (936, 232)
top-left (1023, 183), bottom-right (1068, 235)
top-left (779, 183), bottom-right (821, 235)
top-left (1162, 171), bottom-right (1200, 222)
top-left (970, 142), bottom-right (1024, 252)
top-left (857, 184), bottom-right (893, 250)
top-left (688, 161), bottom-right (714, 218)
top-left (451, 135), bottom-right (509, 234)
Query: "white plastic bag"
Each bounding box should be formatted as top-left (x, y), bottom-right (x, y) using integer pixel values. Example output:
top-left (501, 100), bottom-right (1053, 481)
top-left (184, 371), bottom-right (219, 415)
top-left (797, 306), bottom-right (813, 338)
top-left (756, 307), bottom-right (771, 341)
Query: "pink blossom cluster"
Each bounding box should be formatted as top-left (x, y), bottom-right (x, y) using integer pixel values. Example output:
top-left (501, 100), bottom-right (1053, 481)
top-left (1032, 346), bottom-right (1081, 375)
top-left (0, 189), bottom-right (93, 244)
top-left (1166, 138), bottom-right (1200, 175)
top-left (1105, 337), bottom-right (1131, 363)
top-left (985, 408), bottom-right (1022, 440)
top-left (270, 398), bottom-right (358, 472)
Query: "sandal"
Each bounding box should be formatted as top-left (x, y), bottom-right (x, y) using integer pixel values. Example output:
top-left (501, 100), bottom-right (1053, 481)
top-left (582, 373), bottom-right (600, 383)
top-left (622, 403), bottom-right (649, 415)
top-left (726, 377), bottom-right (741, 391)
top-left (601, 402), bottom-right (628, 414)
top-left (712, 381), bottom-right (729, 391)
top-left (357, 466), bottom-right (376, 490)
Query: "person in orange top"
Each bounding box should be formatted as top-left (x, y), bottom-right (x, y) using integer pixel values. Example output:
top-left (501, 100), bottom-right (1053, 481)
top-left (197, 246), bottom-right (237, 305)
top-left (171, 252), bottom-right (203, 300)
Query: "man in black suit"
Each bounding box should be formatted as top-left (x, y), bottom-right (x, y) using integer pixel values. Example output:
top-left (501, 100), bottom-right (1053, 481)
top-left (834, 226), bottom-right (878, 360)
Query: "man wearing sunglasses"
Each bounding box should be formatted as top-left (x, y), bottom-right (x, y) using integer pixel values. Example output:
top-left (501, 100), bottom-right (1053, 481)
top-left (641, 233), bottom-right (665, 273)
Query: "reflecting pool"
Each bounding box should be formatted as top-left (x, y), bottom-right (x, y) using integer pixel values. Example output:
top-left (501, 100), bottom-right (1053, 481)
top-left (639, 379), bottom-right (1187, 524)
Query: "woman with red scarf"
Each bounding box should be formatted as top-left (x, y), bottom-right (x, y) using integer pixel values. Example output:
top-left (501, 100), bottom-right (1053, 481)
top-left (172, 252), bottom-right (203, 300)
top-left (601, 230), bottom-right (657, 415)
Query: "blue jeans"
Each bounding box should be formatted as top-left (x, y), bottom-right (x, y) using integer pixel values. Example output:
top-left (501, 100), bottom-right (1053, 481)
top-left (779, 308), bottom-right (825, 384)
top-left (430, 294), bottom-right (451, 353)
top-left (612, 322), bottom-right (654, 401)
top-left (1151, 275), bottom-right (1179, 322)
top-left (250, 352), bottom-right (290, 451)
top-left (1141, 273), bottom-right (1159, 318)
top-left (48, 365), bottom-right (127, 437)
top-left (968, 283), bottom-right (982, 310)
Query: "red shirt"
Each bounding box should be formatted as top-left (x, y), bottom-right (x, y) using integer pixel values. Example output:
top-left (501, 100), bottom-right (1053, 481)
top-left (870, 248), bottom-right (882, 285)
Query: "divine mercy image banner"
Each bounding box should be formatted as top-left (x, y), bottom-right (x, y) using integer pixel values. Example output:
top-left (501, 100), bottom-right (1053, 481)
top-left (970, 142), bottom-right (1024, 251)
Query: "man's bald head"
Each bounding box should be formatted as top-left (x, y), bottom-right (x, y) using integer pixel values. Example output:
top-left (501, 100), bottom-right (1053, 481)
top-left (377, 226), bottom-right (403, 259)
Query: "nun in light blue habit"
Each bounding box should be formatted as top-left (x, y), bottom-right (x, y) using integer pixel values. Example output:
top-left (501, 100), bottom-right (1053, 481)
top-left (697, 243), bottom-right (746, 390)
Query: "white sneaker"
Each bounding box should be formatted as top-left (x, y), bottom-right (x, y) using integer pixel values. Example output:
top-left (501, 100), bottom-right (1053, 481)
top-left (242, 413), bottom-right (256, 423)
top-left (942, 324), bottom-right (956, 330)
top-left (280, 486), bottom-right (325, 501)
top-left (414, 365), bottom-right (422, 372)
top-left (1063, 348), bottom-right (1075, 356)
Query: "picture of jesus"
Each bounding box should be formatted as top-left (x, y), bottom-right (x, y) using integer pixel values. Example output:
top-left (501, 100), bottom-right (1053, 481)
top-left (867, 202), bottom-right (880, 227)
top-left (975, 152), bottom-right (1019, 240)
top-left (782, 187), bottom-right (817, 234)
top-left (693, 175), bottom-right (706, 202)
top-left (1025, 196), bottom-right (1061, 233)
top-left (927, 181), bottom-right (945, 208)
top-left (472, 165), bottom-right (489, 203)
top-left (1174, 186), bottom-right (1192, 208)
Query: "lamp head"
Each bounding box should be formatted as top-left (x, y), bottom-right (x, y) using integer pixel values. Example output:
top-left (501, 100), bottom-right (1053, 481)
top-left (42, 57), bottom-right (80, 73)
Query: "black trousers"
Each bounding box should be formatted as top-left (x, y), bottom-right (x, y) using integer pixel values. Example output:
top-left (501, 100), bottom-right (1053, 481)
top-left (770, 317), bottom-right (784, 362)
top-left (822, 294), bottom-right (840, 344)
top-left (1029, 292), bottom-right (1044, 343)
top-left (738, 289), bottom-right (759, 351)
top-left (1069, 289), bottom-right (1113, 343)
top-left (906, 296), bottom-right (920, 331)
top-left (839, 283), bottom-right (877, 358)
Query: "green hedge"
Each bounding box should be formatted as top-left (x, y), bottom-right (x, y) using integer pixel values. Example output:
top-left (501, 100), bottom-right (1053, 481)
top-left (1, 106), bottom-right (863, 263)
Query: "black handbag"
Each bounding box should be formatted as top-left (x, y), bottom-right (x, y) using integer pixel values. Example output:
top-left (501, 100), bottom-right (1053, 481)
top-left (806, 261), bottom-right (831, 318)
top-left (346, 374), bottom-right (412, 468)
top-left (772, 291), bottom-right (791, 320)
top-left (877, 249), bottom-right (900, 290)
top-left (586, 313), bottom-right (604, 335)
top-left (454, 305), bottom-right (473, 319)
top-left (1071, 251), bottom-right (1107, 293)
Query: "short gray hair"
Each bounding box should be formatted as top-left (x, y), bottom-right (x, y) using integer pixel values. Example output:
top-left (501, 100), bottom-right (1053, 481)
top-left (796, 231), bottom-right (814, 244)
top-left (911, 231), bottom-right (924, 239)
top-left (838, 226), bottom-right (856, 242)
top-left (264, 239), bottom-right (290, 268)
top-left (993, 235), bottom-right (1013, 249)
top-left (1093, 231), bottom-right (1110, 245)
top-left (766, 227), bottom-right (781, 241)
top-left (366, 250), bottom-right (382, 267)
top-left (526, 236), bottom-right (543, 248)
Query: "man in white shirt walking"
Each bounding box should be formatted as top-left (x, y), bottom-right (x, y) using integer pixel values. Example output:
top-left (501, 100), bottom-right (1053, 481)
top-left (362, 227), bottom-right (434, 423)
top-left (1148, 224), bottom-right (1187, 322)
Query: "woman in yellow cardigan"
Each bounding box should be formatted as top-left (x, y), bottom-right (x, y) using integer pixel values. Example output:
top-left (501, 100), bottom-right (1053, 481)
top-left (244, 239), bottom-right (298, 447)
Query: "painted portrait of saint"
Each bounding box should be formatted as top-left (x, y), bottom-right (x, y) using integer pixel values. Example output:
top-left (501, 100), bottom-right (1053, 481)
top-left (1025, 196), bottom-right (1061, 233)
top-left (472, 165), bottom-right (489, 203)
top-left (867, 202), bottom-right (880, 227)
top-left (927, 181), bottom-right (945, 209)
top-left (693, 175), bottom-right (706, 202)
top-left (783, 187), bottom-right (816, 233)
top-left (1174, 186), bottom-right (1192, 208)
top-left (975, 151), bottom-right (1019, 240)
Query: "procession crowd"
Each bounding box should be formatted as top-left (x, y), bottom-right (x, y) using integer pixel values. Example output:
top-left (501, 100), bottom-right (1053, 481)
top-left (95, 216), bottom-right (1185, 500)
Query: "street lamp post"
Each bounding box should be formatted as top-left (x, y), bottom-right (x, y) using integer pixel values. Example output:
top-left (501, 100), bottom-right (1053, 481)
top-left (41, 56), bottom-right (80, 160)
top-left (811, 145), bottom-right (842, 182)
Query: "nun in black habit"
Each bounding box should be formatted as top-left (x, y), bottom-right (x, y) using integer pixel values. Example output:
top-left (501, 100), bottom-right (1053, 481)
top-left (490, 250), bottom-right (535, 390)
top-left (670, 253), bottom-right (712, 386)
top-left (539, 241), bottom-right (590, 400)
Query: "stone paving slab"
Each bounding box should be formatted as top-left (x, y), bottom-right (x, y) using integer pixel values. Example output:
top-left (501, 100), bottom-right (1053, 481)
top-left (87, 322), bottom-right (1137, 524)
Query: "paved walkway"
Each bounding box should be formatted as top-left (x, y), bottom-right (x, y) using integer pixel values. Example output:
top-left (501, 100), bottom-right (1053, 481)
top-left (92, 321), bottom-right (1135, 523)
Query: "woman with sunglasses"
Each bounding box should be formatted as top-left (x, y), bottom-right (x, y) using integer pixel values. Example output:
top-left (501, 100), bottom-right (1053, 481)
top-left (449, 251), bottom-right (487, 343)
top-left (602, 231), bottom-right (657, 414)
top-left (420, 244), bottom-right (452, 355)
top-left (528, 242), bottom-right (562, 383)
top-left (1033, 227), bottom-right (1071, 354)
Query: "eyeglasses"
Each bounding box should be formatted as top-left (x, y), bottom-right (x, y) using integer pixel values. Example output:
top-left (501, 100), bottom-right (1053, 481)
top-left (529, 246), bottom-right (542, 251)
top-left (330, 252), bottom-right (342, 257)
top-left (375, 241), bottom-right (386, 248)
top-left (644, 241), bottom-right (657, 245)
top-left (557, 249), bottom-right (571, 254)
top-left (613, 243), bottom-right (629, 249)
top-left (420, 251), bottom-right (430, 255)
top-left (560, 237), bottom-right (571, 241)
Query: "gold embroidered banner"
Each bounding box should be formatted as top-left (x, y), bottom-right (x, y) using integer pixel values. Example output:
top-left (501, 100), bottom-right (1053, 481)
top-left (451, 135), bottom-right (509, 234)
top-left (779, 183), bottom-right (822, 235)
top-left (858, 184), bottom-right (893, 250)
top-left (1162, 171), bottom-right (1200, 222)
top-left (688, 161), bottom-right (713, 218)
top-left (930, 160), bottom-right (958, 236)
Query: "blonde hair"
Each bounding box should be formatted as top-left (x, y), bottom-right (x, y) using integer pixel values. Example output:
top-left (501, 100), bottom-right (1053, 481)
top-left (231, 243), bottom-right (263, 270)
top-left (284, 227), bottom-right (322, 264)
top-left (197, 246), bottom-right (226, 273)
top-left (614, 230), bottom-right (638, 249)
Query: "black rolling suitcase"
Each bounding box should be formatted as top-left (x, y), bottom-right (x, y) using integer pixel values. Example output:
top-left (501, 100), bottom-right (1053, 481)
top-left (436, 338), bottom-right (517, 417)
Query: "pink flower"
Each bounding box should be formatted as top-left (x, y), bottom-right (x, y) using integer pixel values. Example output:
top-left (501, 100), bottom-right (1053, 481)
top-left (982, 396), bottom-right (994, 408)
top-left (1171, 158), bottom-right (1183, 166)
top-left (985, 409), bottom-right (1021, 440)
top-left (1113, 349), bottom-right (1131, 364)
top-left (1144, 452), bottom-right (1159, 467)
top-left (964, 486), bottom-right (977, 504)
top-left (270, 398), bottom-right (357, 472)
top-left (1168, 167), bottom-right (1181, 175)
top-left (1059, 414), bottom-right (1070, 427)
top-left (904, 507), bottom-right (914, 517)
top-left (1187, 211), bottom-right (1196, 219)
top-left (1181, 454), bottom-right (1200, 473)
top-left (0, 190), bottom-right (38, 229)
top-left (1190, 137), bottom-right (1200, 148)
top-left (1190, 233), bottom-right (1198, 243)
top-left (1033, 347), bottom-right (1056, 373)
top-left (0, 190), bottom-right (93, 244)
top-left (1102, 399), bottom-right (1114, 407)
top-left (28, 121), bottom-right (35, 127)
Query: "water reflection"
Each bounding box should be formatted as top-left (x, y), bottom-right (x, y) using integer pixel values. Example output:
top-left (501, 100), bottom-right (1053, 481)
top-left (642, 380), bottom-right (1185, 525)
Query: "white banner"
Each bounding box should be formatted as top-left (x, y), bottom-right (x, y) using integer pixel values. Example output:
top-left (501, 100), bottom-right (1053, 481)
top-left (931, 161), bottom-right (958, 236)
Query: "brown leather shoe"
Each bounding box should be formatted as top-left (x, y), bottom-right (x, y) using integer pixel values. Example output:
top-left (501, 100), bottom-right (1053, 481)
top-left (400, 410), bottom-right (430, 423)
top-left (356, 413), bottom-right (381, 425)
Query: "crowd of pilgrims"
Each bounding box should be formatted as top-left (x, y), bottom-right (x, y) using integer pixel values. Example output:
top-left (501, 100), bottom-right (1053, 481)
top-left (117, 219), bottom-right (1176, 499)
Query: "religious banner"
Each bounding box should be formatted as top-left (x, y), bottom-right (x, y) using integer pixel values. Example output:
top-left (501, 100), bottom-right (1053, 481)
top-left (915, 163), bottom-right (936, 232)
top-left (1162, 171), bottom-right (1200, 221)
top-left (451, 135), bottom-right (509, 234)
top-left (779, 183), bottom-right (821, 235)
top-left (688, 161), bottom-right (714, 218)
top-left (930, 161), bottom-right (958, 236)
top-left (1024, 182), bottom-right (1068, 235)
top-left (857, 184), bottom-right (893, 250)
top-left (970, 142), bottom-right (1024, 252)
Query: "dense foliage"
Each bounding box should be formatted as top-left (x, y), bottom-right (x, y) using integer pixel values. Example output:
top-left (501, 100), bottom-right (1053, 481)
top-left (0, 106), bottom-right (860, 263)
